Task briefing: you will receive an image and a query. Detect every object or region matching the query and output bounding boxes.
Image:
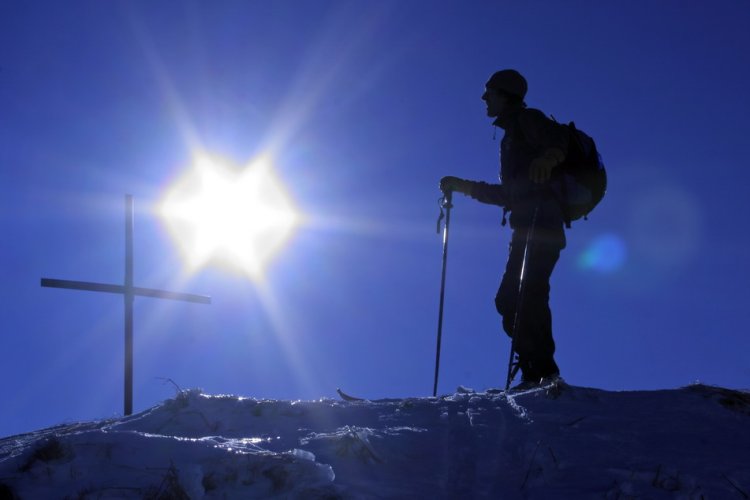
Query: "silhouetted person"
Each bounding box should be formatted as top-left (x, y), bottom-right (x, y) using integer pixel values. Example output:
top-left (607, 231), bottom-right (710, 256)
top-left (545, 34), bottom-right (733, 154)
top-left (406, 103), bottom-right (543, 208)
top-left (441, 69), bottom-right (568, 387)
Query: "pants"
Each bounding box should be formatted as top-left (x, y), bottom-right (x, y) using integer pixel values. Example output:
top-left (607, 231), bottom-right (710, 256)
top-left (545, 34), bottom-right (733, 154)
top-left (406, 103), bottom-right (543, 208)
top-left (495, 228), bottom-right (563, 381)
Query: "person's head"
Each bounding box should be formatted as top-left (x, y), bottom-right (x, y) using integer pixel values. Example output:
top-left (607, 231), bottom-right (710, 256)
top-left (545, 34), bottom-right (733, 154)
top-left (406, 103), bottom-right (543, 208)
top-left (482, 69), bottom-right (527, 117)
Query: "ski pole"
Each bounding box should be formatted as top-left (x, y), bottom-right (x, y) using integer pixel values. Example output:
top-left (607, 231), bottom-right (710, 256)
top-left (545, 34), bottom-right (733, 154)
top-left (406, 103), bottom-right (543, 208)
top-left (505, 203), bottom-right (539, 390)
top-left (433, 190), bottom-right (453, 397)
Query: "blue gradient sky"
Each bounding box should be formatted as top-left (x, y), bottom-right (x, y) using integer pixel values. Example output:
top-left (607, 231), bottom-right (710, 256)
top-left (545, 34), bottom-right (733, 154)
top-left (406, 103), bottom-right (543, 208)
top-left (2, 1), bottom-right (749, 437)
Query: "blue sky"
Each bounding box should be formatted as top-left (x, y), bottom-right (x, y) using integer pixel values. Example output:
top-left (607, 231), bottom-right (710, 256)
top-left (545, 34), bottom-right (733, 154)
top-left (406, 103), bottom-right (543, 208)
top-left (2, 1), bottom-right (749, 437)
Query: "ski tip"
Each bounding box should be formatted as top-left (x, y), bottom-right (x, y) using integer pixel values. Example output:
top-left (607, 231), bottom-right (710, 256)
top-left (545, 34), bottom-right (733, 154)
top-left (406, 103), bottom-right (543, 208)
top-left (336, 388), bottom-right (366, 402)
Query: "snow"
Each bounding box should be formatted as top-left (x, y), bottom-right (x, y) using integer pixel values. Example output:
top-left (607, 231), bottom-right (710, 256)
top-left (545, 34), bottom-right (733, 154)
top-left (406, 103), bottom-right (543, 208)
top-left (1, 383), bottom-right (749, 498)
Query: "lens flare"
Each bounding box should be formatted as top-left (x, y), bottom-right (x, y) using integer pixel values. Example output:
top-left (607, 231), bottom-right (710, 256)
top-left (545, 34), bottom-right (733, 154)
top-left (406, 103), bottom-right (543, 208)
top-left (578, 233), bottom-right (627, 273)
top-left (627, 185), bottom-right (702, 269)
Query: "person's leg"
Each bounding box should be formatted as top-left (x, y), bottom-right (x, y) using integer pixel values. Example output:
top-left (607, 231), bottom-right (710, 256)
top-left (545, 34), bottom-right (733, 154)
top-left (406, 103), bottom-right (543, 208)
top-left (496, 232), bottom-right (561, 381)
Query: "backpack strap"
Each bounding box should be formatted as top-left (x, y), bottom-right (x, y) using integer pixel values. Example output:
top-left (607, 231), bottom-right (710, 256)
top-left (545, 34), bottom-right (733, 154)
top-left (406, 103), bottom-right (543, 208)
top-left (560, 176), bottom-right (572, 229)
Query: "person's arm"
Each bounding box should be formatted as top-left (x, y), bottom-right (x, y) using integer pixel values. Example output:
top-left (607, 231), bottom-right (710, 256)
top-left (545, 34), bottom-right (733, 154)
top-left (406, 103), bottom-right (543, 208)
top-left (468, 181), bottom-right (507, 206)
top-left (439, 176), bottom-right (507, 206)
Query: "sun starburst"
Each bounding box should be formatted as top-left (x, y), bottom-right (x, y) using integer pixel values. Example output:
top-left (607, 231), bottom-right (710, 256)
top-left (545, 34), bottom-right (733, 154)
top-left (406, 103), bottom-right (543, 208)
top-left (159, 154), bottom-right (300, 277)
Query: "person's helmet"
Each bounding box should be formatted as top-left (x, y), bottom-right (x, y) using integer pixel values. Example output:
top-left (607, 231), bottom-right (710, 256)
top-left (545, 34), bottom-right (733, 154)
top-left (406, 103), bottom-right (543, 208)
top-left (486, 69), bottom-right (527, 100)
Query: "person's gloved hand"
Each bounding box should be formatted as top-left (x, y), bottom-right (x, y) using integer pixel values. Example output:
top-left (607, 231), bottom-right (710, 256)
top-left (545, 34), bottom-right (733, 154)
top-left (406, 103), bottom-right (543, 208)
top-left (529, 148), bottom-right (565, 184)
top-left (440, 176), bottom-right (474, 195)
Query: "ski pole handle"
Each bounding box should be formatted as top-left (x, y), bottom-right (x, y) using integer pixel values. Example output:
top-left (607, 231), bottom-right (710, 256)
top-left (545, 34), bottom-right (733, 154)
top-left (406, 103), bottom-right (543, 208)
top-left (442, 189), bottom-right (453, 207)
top-left (436, 190), bottom-right (453, 234)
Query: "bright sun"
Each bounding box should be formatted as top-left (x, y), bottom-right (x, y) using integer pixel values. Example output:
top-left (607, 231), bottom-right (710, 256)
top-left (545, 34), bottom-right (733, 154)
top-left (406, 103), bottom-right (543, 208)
top-left (158, 154), bottom-right (300, 277)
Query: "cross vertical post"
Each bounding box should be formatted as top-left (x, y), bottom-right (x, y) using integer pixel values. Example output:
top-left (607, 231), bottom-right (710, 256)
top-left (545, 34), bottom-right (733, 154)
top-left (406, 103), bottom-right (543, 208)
top-left (124, 195), bottom-right (134, 416)
top-left (41, 194), bottom-right (211, 416)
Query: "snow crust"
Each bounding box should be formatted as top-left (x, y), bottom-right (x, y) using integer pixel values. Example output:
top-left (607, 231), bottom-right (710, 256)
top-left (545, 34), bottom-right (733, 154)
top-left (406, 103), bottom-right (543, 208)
top-left (1, 384), bottom-right (749, 498)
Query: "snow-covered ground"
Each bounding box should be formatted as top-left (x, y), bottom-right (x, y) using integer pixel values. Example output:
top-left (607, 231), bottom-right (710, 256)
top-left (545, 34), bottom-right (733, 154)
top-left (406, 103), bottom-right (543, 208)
top-left (1, 383), bottom-right (748, 498)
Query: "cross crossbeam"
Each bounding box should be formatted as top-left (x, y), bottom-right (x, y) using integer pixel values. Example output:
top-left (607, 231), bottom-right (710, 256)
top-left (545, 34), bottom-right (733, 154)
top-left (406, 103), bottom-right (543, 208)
top-left (41, 195), bottom-right (211, 416)
top-left (40, 278), bottom-right (211, 304)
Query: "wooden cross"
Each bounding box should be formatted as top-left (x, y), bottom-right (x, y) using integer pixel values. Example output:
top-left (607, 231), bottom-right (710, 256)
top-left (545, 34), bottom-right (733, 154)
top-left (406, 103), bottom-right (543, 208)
top-left (41, 195), bottom-right (211, 416)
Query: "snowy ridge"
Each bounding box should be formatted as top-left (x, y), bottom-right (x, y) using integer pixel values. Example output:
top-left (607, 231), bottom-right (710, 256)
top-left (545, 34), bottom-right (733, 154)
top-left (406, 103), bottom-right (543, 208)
top-left (1, 384), bottom-right (749, 498)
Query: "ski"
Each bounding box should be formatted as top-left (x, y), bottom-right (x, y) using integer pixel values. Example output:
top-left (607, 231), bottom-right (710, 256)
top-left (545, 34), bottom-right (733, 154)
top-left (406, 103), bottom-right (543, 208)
top-left (336, 388), bottom-right (367, 402)
top-left (336, 379), bottom-right (564, 403)
top-left (485, 376), bottom-right (566, 398)
top-left (506, 377), bottom-right (566, 398)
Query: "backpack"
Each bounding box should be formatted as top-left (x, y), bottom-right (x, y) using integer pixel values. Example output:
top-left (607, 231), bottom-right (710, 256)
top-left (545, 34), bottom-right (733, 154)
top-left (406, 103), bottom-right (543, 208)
top-left (556, 120), bottom-right (607, 227)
